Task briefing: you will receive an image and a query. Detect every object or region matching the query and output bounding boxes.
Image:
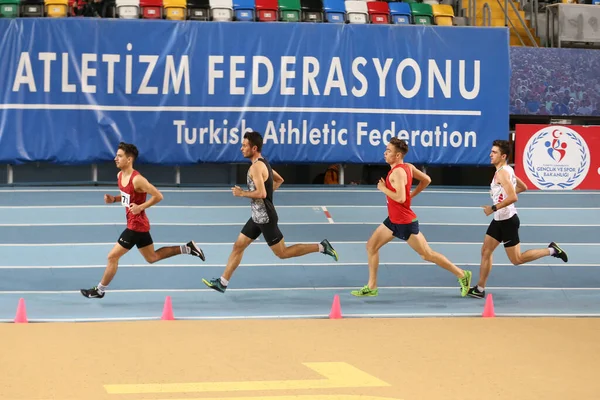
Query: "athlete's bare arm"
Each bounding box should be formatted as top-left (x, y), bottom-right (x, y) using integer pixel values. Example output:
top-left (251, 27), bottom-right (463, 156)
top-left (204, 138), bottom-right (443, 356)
top-left (104, 174), bottom-right (123, 204)
top-left (377, 168), bottom-right (407, 203)
top-left (232, 162), bottom-right (268, 199)
top-left (104, 194), bottom-right (121, 204)
top-left (482, 169), bottom-right (518, 216)
top-left (130, 175), bottom-right (164, 214)
top-left (515, 176), bottom-right (528, 194)
top-left (272, 169), bottom-right (284, 191)
top-left (408, 163), bottom-right (431, 199)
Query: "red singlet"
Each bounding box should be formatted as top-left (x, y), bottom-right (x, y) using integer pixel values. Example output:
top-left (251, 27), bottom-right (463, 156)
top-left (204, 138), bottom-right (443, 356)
top-left (385, 163), bottom-right (417, 224)
top-left (118, 170), bottom-right (150, 232)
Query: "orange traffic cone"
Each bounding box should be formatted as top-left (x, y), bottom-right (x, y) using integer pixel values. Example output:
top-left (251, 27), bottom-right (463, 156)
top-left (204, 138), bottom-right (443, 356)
top-left (14, 298), bottom-right (28, 323)
top-left (329, 294), bottom-right (342, 319)
top-left (161, 296), bottom-right (174, 321)
top-left (482, 293), bottom-right (495, 318)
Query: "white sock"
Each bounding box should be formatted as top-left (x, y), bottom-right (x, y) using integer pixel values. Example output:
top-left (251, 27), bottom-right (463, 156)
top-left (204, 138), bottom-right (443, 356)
top-left (477, 285), bottom-right (485, 292)
top-left (180, 244), bottom-right (191, 254)
top-left (548, 247), bottom-right (556, 256)
top-left (318, 243), bottom-right (324, 253)
top-left (220, 277), bottom-right (229, 286)
top-left (97, 283), bottom-right (108, 293)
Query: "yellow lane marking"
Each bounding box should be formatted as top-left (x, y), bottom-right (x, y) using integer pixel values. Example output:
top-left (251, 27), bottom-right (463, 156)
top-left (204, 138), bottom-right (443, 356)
top-left (104, 362), bottom-right (391, 394)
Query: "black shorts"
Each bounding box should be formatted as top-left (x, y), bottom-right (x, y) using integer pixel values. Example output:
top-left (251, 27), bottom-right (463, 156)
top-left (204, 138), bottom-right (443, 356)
top-left (383, 217), bottom-right (420, 241)
top-left (486, 214), bottom-right (520, 248)
top-left (241, 217), bottom-right (283, 246)
top-left (118, 228), bottom-right (153, 250)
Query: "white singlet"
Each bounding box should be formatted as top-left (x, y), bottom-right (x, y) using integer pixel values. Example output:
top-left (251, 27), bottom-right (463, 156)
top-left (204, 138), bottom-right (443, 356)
top-left (490, 164), bottom-right (517, 221)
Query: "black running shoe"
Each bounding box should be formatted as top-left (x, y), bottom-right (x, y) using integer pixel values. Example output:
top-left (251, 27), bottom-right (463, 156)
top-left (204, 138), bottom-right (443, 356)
top-left (187, 241), bottom-right (205, 261)
top-left (81, 286), bottom-right (105, 299)
top-left (467, 286), bottom-right (485, 299)
top-left (549, 242), bottom-right (568, 262)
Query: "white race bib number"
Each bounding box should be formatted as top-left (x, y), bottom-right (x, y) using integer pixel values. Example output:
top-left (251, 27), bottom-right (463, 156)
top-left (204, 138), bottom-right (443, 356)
top-left (120, 191), bottom-right (131, 208)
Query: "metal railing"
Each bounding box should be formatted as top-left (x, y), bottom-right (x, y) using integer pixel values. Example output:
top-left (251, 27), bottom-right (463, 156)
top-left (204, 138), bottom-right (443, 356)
top-left (459, 0), bottom-right (540, 42)
top-left (482, 3), bottom-right (492, 25)
top-left (499, 0), bottom-right (539, 46)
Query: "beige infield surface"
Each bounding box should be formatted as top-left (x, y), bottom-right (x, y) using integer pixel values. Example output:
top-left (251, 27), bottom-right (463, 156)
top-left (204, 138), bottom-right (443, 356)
top-left (0, 318), bottom-right (599, 400)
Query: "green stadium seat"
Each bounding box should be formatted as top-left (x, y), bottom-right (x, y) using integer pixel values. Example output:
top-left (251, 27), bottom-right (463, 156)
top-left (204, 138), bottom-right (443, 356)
top-left (410, 2), bottom-right (433, 24)
top-left (0, 0), bottom-right (20, 17)
top-left (279, 0), bottom-right (300, 21)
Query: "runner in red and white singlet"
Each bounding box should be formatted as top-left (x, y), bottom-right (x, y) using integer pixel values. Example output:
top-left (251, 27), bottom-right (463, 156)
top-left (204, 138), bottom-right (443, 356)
top-left (80, 142), bottom-right (206, 299)
top-left (351, 137), bottom-right (473, 298)
top-left (467, 139), bottom-right (568, 299)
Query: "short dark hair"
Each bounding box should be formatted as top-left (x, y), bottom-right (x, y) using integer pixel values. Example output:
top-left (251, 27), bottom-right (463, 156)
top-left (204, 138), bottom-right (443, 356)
top-left (493, 140), bottom-right (511, 158)
top-left (389, 137), bottom-right (408, 156)
top-left (244, 131), bottom-right (263, 152)
top-left (118, 142), bottom-right (139, 161)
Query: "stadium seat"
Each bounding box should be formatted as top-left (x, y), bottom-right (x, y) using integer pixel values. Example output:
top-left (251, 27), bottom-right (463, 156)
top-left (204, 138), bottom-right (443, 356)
top-left (301, 0), bottom-right (322, 21)
top-left (409, 2), bottom-right (432, 24)
top-left (388, 1), bottom-right (410, 24)
top-left (20, 0), bottom-right (43, 16)
top-left (431, 3), bottom-right (453, 25)
top-left (45, 0), bottom-right (68, 16)
top-left (367, 0), bottom-right (388, 23)
top-left (116, 0), bottom-right (139, 17)
top-left (0, 0), bottom-right (20, 17)
top-left (233, 0), bottom-right (254, 20)
top-left (164, 0), bottom-right (185, 18)
top-left (187, 0), bottom-right (209, 19)
top-left (452, 16), bottom-right (466, 25)
top-left (103, 0), bottom-right (117, 17)
top-left (210, 0), bottom-right (232, 19)
top-left (344, 0), bottom-right (367, 23)
top-left (323, 0), bottom-right (344, 22)
top-left (255, 0), bottom-right (277, 20)
top-left (279, 0), bottom-right (300, 21)
top-left (140, 0), bottom-right (162, 18)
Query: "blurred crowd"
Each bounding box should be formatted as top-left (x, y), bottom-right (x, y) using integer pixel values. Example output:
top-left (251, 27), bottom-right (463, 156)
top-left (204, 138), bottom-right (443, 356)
top-left (510, 47), bottom-right (600, 116)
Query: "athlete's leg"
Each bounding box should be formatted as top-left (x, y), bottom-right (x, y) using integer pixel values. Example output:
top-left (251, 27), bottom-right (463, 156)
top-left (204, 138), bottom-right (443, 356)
top-left (364, 224), bottom-right (395, 289)
top-left (137, 231), bottom-right (205, 263)
top-left (266, 222), bottom-right (338, 261)
top-left (269, 240), bottom-right (318, 258)
top-left (203, 219), bottom-right (260, 292)
top-left (99, 243), bottom-right (130, 287)
top-left (222, 233), bottom-right (254, 281)
top-left (137, 244), bottom-right (182, 263)
top-left (476, 234), bottom-right (502, 289)
top-left (81, 231), bottom-right (133, 298)
top-left (504, 243), bottom-right (566, 265)
top-left (406, 232), bottom-right (466, 278)
top-left (406, 232), bottom-right (472, 296)
top-left (350, 223), bottom-right (394, 296)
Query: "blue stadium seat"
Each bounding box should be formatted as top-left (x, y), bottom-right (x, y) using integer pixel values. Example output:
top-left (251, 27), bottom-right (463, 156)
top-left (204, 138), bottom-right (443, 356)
top-left (233, 0), bottom-right (254, 19)
top-left (388, 1), bottom-right (410, 24)
top-left (323, 0), bottom-right (343, 22)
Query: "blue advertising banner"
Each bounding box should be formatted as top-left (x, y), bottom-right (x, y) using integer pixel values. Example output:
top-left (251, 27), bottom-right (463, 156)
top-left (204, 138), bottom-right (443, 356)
top-left (0, 19), bottom-right (510, 165)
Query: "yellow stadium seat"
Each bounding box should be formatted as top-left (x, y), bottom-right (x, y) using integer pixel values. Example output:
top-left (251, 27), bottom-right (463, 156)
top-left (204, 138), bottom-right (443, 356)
top-left (164, 0), bottom-right (185, 19)
top-left (45, 0), bottom-right (68, 16)
top-left (431, 3), bottom-right (454, 26)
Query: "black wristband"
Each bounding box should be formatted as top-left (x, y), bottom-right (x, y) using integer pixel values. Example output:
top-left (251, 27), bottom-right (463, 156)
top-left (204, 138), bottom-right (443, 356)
top-left (491, 205), bottom-right (497, 212)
